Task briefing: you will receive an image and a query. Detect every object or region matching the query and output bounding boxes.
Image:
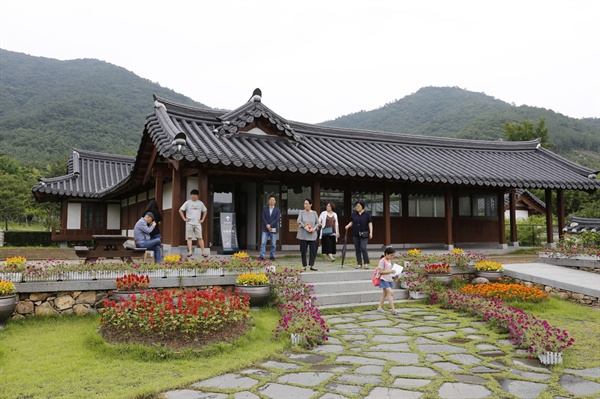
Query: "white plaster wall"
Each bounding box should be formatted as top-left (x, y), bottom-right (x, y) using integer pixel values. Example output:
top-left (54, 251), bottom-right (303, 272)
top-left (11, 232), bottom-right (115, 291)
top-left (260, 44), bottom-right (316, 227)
top-left (107, 203), bottom-right (120, 229)
top-left (137, 192), bottom-right (147, 202)
top-left (186, 177), bottom-right (198, 199)
top-left (505, 210), bottom-right (529, 220)
top-left (163, 182), bottom-right (173, 210)
top-left (67, 203), bottom-right (82, 229)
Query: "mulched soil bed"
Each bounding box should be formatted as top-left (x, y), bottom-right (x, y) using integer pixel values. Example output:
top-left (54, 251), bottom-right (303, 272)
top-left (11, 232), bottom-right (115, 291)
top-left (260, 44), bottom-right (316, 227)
top-left (0, 248), bottom-right (79, 260)
top-left (98, 320), bottom-right (250, 351)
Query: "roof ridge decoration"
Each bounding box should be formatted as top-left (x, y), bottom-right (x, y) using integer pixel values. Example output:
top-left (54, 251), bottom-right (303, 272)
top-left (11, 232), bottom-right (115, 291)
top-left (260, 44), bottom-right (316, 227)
top-left (214, 88), bottom-right (302, 142)
top-left (152, 95), bottom-right (196, 162)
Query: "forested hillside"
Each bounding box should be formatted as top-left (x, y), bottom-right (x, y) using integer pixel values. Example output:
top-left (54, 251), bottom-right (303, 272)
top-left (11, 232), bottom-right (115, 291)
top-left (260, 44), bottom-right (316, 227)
top-left (323, 87), bottom-right (600, 169)
top-left (0, 49), bottom-right (207, 167)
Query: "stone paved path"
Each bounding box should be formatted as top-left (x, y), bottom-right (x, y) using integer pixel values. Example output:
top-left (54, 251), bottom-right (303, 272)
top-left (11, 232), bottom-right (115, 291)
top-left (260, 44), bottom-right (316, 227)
top-left (160, 306), bottom-right (600, 399)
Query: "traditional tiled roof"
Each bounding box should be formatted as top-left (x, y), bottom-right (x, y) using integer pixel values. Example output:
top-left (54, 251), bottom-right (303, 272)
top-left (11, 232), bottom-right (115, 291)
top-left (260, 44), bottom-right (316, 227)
top-left (32, 149), bottom-right (134, 201)
top-left (564, 216), bottom-right (600, 233)
top-left (503, 189), bottom-right (546, 209)
top-left (146, 94), bottom-right (600, 190)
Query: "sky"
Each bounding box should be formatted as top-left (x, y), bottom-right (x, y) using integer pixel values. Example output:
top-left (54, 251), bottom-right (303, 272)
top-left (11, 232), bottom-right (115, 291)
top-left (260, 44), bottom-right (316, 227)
top-left (1, 0), bottom-right (599, 124)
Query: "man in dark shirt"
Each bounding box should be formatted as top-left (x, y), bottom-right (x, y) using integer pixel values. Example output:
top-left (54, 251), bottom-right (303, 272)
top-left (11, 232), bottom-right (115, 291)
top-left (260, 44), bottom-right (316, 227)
top-left (259, 195), bottom-right (281, 260)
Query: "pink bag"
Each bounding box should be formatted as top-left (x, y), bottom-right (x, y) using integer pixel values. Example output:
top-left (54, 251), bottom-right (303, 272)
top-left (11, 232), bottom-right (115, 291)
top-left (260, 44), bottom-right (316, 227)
top-left (372, 267), bottom-right (381, 287)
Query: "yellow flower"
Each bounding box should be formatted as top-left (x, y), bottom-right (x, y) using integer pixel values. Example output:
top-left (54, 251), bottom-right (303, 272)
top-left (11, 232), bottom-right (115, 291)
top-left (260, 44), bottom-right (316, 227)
top-left (164, 254), bottom-right (181, 264)
top-left (6, 256), bottom-right (26, 267)
top-left (451, 248), bottom-right (464, 255)
top-left (407, 249), bottom-right (421, 256)
top-left (233, 251), bottom-right (249, 259)
top-left (475, 260), bottom-right (503, 271)
top-left (236, 272), bottom-right (269, 285)
top-left (0, 280), bottom-right (16, 296)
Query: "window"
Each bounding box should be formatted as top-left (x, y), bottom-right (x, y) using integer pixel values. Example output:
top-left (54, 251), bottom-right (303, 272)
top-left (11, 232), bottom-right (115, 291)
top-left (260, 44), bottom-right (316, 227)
top-left (82, 203), bottom-right (105, 229)
top-left (459, 193), bottom-right (497, 217)
top-left (390, 191), bottom-right (402, 217)
top-left (352, 190), bottom-right (384, 216)
top-left (287, 185), bottom-right (311, 215)
top-left (408, 192), bottom-right (445, 217)
top-left (320, 188), bottom-right (345, 216)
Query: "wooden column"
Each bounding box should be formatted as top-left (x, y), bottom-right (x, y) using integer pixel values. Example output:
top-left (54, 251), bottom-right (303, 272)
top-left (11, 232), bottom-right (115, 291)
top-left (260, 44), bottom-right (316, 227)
top-left (497, 190), bottom-right (507, 247)
top-left (198, 172), bottom-right (209, 243)
top-left (170, 166), bottom-right (183, 250)
top-left (509, 189), bottom-right (518, 245)
top-left (545, 188), bottom-right (554, 246)
top-left (557, 189), bottom-right (565, 242)
top-left (154, 169), bottom-right (164, 210)
top-left (383, 183), bottom-right (391, 245)
top-left (444, 187), bottom-right (453, 249)
top-left (401, 185), bottom-right (409, 244)
top-left (312, 179), bottom-right (321, 214)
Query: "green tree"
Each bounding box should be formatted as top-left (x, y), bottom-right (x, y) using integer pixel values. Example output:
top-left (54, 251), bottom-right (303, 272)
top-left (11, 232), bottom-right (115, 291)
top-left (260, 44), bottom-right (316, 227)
top-left (504, 118), bottom-right (554, 148)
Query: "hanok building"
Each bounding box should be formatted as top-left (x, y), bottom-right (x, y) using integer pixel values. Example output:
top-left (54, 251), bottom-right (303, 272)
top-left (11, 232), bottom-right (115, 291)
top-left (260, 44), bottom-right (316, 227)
top-left (503, 189), bottom-right (546, 220)
top-left (32, 90), bottom-right (600, 254)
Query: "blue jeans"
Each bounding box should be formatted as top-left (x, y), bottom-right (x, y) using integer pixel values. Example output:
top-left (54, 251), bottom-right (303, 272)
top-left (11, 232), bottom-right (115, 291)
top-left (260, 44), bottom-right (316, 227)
top-left (137, 237), bottom-right (162, 263)
top-left (260, 231), bottom-right (277, 259)
top-left (353, 236), bottom-right (370, 266)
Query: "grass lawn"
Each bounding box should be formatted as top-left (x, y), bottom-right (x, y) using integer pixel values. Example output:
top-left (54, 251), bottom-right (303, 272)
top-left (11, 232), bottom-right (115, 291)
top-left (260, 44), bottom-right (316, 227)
top-left (0, 308), bottom-right (286, 399)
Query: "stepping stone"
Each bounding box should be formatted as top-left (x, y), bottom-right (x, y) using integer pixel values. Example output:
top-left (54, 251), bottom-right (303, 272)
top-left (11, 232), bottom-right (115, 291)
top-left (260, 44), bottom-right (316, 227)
top-left (161, 390), bottom-right (227, 399)
top-left (448, 354), bottom-right (482, 365)
top-left (362, 319), bottom-right (395, 327)
top-left (393, 377), bottom-right (432, 388)
top-left (433, 362), bottom-right (463, 372)
top-left (192, 373), bottom-right (258, 389)
top-left (327, 317), bottom-right (357, 323)
top-left (423, 315), bottom-right (438, 320)
top-left (336, 323), bottom-right (361, 329)
top-left (455, 374), bottom-right (487, 384)
top-left (326, 337), bottom-right (342, 344)
top-left (478, 350), bottom-right (506, 357)
top-left (324, 382), bottom-right (363, 395)
top-left (319, 394), bottom-right (351, 399)
top-left (349, 344), bottom-right (370, 351)
top-left (389, 366), bottom-right (440, 377)
top-left (366, 351), bottom-right (420, 364)
top-left (369, 343), bottom-right (411, 351)
top-left (438, 382), bottom-right (492, 398)
top-left (312, 364), bottom-right (351, 373)
top-left (396, 323), bottom-right (415, 328)
top-left (414, 337), bottom-right (436, 344)
top-left (498, 379), bottom-right (547, 399)
top-left (335, 355), bottom-right (386, 365)
top-left (564, 366), bottom-right (600, 378)
top-left (376, 327), bottom-right (408, 334)
top-left (417, 344), bottom-right (467, 353)
top-left (345, 328), bottom-right (375, 334)
top-left (239, 368), bottom-right (274, 377)
top-left (425, 354), bottom-right (443, 362)
top-left (359, 314), bottom-right (386, 320)
top-left (259, 383), bottom-right (317, 399)
top-left (355, 365), bottom-right (384, 374)
top-left (559, 374), bottom-right (600, 396)
top-left (313, 344), bottom-right (345, 353)
top-left (458, 327), bottom-right (479, 333)
top-left (471, 366), bottom-right (502, 374)
top-left (410, 326), bottom-right (442, 333)
top-left (424, 331), bottom-right (457, 339)
top-left (337, 374), bottom-right (382, 385)
top-left (341, 334), bottom-right (367, 340)
top-left (467, 334), bottom-right (490, 340)
top-left (496, 339), bottom-right (514, 346)
top-left (277, 372), bottom-right (334, 387)
top-left (438, 323), bottom-right (460, 328)
top-left (287, 353), bottom-right (328, 364)
top-left (372, 335), bottom-right (412, 343)
top-left (512, 358), bottom-right (549, 372)
top-left (475, 343), bottom-right (499, 350)
top-left (234, 392), bottom-right (260, 399)
top-left (261, 361), bottom-right (302, 370)
top-left (509, 369), bottom-right (551, 381)
top-left (364, 387), bottom-right (423, 398)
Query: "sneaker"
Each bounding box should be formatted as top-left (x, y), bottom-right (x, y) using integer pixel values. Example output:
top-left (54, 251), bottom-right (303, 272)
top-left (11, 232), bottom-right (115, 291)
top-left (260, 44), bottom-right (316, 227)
top-left (376, 307), bottom-right (385, 313)
top-left (270, 257), bottom-right (276, 261)
top-left (186, 252), bottom-right (193, 257)
top-left (391, 309), bottom-right (400, 315)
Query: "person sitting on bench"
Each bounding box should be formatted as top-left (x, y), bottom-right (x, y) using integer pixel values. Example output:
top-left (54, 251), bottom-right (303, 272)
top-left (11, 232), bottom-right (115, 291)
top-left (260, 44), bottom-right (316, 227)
top-left (134, 212), bottom-right (162, 263)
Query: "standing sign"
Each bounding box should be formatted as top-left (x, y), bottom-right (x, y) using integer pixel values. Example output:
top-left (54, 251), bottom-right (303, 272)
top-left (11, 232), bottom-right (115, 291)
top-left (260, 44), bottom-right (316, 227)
top-left (219, 212), bottom-right (239, 255)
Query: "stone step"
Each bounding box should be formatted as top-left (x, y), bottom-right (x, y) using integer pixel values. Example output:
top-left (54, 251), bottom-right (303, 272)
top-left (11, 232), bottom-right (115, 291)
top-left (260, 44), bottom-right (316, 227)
top-left (313, 289), bottom-right (409, 307)
top-left (300, 269), bottom-right (374, 284)
top-left (311, 280), bottom-right (378, 294)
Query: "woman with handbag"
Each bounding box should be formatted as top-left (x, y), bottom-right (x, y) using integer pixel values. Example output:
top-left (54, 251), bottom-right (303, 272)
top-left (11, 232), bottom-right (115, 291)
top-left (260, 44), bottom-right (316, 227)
top-left (297, 198), bottom-right (320, 271)
top-left (344, 200), bottom-right (373, 269)
top-left (318, 201), bottom-right (339, 262)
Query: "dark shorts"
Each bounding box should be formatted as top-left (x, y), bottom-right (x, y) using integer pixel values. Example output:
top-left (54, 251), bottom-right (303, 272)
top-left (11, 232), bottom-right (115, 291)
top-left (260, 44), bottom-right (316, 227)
top-left (380, 280), bottom-right (394, 289)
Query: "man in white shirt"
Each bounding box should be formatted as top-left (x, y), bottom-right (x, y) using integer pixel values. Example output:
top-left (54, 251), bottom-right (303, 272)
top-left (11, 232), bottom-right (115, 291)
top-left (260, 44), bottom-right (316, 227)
top-left (178, 189), bottom-right (208, 257)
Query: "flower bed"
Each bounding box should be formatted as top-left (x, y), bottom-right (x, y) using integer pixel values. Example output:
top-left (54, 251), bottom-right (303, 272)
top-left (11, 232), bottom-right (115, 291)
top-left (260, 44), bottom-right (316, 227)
top-left (434, 291), bottom-right (574, 359)
top-left (460, 282), bottom-right (548, 303)
top-left (99, 287), bottom-right (250, 350)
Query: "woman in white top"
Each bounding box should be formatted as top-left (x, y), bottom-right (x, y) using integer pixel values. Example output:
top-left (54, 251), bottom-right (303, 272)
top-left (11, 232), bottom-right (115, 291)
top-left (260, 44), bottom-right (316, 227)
top-left (318, 202), bottom-right (339, 262)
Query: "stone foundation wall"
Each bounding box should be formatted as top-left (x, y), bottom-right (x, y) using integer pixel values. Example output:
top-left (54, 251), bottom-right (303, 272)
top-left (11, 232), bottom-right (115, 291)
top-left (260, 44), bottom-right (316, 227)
top-left (502, 276), bottom-right (599, 307)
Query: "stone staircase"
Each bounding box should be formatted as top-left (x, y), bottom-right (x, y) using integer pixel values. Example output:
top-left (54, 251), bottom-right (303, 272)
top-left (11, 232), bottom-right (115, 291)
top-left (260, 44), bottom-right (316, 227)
top-left (300, 269), bottom-right (409, 309)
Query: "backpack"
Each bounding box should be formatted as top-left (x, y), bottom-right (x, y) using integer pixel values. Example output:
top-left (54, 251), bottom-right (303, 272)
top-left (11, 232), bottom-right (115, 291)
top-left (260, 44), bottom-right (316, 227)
top-left (372, 267), bottom-right (381, 287)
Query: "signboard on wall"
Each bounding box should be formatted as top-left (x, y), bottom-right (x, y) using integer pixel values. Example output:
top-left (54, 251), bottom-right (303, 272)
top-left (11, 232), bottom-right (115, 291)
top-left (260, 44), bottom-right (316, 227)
top-left (219, 212), bottom-right (239, 255)
top-left (289, 220), bottom-right (298, 232)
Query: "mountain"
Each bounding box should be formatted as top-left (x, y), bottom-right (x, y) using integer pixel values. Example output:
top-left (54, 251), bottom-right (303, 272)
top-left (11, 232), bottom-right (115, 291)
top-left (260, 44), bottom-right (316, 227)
top-left (0, 49), bottom-right (207, 167)
top-left (322, 87), bottom-right (600, 169)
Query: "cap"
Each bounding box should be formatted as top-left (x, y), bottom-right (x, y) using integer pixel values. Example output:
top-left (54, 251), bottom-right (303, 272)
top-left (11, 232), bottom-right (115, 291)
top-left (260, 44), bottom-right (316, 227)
top-left (145, 212), bottom-right (155, 220)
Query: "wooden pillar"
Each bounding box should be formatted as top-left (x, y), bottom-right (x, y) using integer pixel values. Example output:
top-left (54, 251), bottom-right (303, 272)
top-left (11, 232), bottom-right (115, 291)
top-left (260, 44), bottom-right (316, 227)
top-left (312, 179), bottom-right (321, 214)
top-left (452, 190), bottom-right (460, 245)
top-left (497, 190), bottom-right (507, 247)
top-left (198, 172), bottom-right (209, 244)
top-left (402, 185), bottom-right (409, 244)
top-left (509, 189), bottom-right (518, 245)
top-left (545, 188), bottom-right (554, 246)
top-left (557, 189), bottom-right (565, 242)
top-left (444, 188), bottom-right (453, 249)
top-left (383, 183), bottom-right (391, 246)
top-left (154, 170), bottom-right (163, 210)
top-left (170, 166), bottom-right (182, 250)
